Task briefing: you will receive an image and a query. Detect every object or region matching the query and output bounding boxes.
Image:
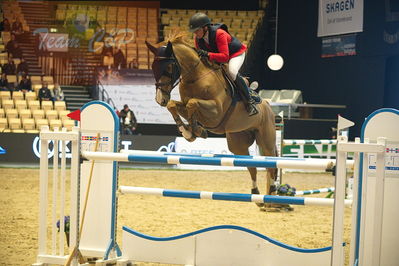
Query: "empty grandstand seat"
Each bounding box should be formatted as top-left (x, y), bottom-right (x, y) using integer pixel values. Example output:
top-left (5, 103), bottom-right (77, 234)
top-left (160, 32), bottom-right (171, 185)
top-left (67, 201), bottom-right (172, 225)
top-left (0, 117), bottom-right (7, 131)
top-left (41, 101), bottom-right (53, 111)
top-left (63, 119), bottom-right (75, 130)
top-left (8, 118), bottom-right (21, 130)
top-left (58, 110), bottom-right (71, 121)
top-left (273, 90), bottom-right (303, 118)
top-left (0, 91), bottom-right (11, 101)
top-left (43, 76), bottom-right (54, 84)
top-left (25, 91), bottom-right (37, 102)
top-left (0, 108), bottom-right (4, 117)
top-left (35, 118), bottom-right (49, 130)
top-left (7, 75), bottom-right (17, 85)
top-left (2, 99), bottom-right (14, 109)
top-left (28, 100), bottom-right (40, 110)
top-left (32, 84), bottom-right (42, 93)
top-left (50, 119), bottom-right (63, 130)
top-left (46, 110), bottom-right (58, 120)
top-left (275, 90), bottom-right (303, 104)
top-left (14, 100), bottom-right (27, 110)
top-left (5, 108), bottom-right (18, 118)
top-left (32, 109), bottom-right (45, 120)
top-left (30, 76), bottom-right (42, 85)
top-left (0, 52), bottom-right (7, 60)
top-left (259, 90), bottom-right (280, 102)
top-left (22, 118), bottom-right (35, 130)
top-left (12, 91), bottom-right (24, 101)
top-left (54, 101), bottom-right (66, 111)
top-left (19, 109), bottom-right (31, 119)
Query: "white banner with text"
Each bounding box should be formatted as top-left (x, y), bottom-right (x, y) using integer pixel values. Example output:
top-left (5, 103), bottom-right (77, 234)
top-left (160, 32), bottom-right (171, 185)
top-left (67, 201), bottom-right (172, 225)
top-left (318, 0), bottom-right (363, 37)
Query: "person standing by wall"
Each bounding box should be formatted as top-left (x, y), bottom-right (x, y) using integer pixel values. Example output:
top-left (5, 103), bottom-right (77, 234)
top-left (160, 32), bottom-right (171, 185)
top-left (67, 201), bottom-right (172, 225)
top-left (118, 104), bottom-right (137, 135)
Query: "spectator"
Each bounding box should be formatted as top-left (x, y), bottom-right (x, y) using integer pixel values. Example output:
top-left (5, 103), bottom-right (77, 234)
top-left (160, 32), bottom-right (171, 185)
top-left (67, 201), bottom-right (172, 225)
top-left (0, 73), bottom-right (9, 91)
top-left (2, 58), bottom-right (16, 75)
top-left (118, 104), bottom-right (137, 135)
top-left (17, 74), bottom-right (32, 93)
top-left (0, 18), bottom-right (11, 32)
top-left (129, 58), bottom-right (139, 69)
top-left (6, 34), bottom-right (16, 54)
top-left (16, 58), bottom-right (29, 75)
top-left (38, 82), bottom-right (52, 102)
top-left (103, 50), bottom-right (114, 69)
top-left (52, 83), bottom-right (64, 101)
top-left (113, 47), bottom-right (126, 69)
top-left (11, 17), bottom-right (23, 34)
top-left (10, 42), bottom-right (23, 59)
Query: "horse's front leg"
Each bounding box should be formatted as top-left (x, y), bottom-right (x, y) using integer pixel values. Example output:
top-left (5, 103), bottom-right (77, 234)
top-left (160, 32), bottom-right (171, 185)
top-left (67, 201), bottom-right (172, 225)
top-left (185, 98), bottom-right (219, 138)
top-left (166, 100), bottom-right (196, 142)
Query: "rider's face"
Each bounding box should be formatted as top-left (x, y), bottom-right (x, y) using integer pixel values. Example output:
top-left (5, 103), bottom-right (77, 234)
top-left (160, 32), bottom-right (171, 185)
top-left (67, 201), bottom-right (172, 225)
top-left (194, 27), bottom-right (206, 39)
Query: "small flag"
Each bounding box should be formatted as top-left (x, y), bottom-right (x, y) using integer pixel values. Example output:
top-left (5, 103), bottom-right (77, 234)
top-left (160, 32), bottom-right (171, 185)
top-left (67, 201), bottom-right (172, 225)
top-left (337, 115), bottom-right (354, 131)
top-left (67, 109), bottom-right (81, 121)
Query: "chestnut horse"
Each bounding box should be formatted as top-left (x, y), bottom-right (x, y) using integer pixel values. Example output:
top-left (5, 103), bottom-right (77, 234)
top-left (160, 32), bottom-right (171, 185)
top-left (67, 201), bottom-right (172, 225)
top-left (146, 33), bottom-right (277, 206)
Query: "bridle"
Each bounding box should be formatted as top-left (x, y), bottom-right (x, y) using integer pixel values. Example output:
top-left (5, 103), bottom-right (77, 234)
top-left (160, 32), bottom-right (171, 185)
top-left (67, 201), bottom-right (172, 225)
top-left (152, 46), bottom-right (202, 93)
top-left (153, 54), bottom-right (181, 92)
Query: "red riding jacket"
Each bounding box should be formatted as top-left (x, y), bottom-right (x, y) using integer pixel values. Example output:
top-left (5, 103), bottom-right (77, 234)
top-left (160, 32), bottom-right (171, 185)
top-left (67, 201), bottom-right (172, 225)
top-left (194, 27), bottom-right (247, 63)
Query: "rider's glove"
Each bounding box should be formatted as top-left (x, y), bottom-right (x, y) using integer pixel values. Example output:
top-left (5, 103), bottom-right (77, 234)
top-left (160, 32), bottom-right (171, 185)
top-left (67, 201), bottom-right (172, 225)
top-left (197, 49), bottom-right (209, 59)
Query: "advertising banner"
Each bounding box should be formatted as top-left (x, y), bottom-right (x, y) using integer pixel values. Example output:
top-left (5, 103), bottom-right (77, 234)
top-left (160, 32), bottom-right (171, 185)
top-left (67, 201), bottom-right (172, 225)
top-left (174, 137), bottom-right (260, 170)
top-left (38, 33), bottom-right (70, 52)
top-left (318, 0), bottom-right (364, 37)
top-left (321, 34), bottom-right (356, 57)
top-left (103, 84), bottom-right (180, 124)
top-left (99, 69), bottom-right (180, 125)
top-left (0, 133), bottom-right (175, 165)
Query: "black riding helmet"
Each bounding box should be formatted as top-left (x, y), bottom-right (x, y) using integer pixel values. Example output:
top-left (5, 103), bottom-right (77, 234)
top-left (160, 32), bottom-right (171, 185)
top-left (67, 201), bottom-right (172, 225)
top-left (188, 13), bottom-right (211, 32)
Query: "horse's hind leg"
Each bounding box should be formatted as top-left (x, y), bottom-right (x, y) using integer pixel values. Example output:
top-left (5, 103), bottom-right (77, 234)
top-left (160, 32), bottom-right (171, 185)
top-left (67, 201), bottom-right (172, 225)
top-left (255, 130), bottom-right (278, 195)
top-left (226, 131), bottom-right (264, 208)
top-left (255, 124), bottom-right (293, 211)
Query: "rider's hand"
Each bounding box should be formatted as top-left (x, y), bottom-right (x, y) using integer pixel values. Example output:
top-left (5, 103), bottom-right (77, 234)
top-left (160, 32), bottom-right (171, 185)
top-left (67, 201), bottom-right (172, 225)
top-left (197, 49), bottom-right (208, 59)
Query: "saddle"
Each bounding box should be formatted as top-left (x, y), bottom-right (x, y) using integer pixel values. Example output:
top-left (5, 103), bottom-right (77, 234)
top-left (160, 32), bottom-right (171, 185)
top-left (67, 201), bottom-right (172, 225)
top-left (220, 65), bottom-right (262, 104)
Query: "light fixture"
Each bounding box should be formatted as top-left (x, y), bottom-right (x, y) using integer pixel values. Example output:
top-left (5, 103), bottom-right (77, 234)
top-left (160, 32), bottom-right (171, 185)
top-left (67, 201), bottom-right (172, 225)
top-left (267, 0), bottom-right (284, 71)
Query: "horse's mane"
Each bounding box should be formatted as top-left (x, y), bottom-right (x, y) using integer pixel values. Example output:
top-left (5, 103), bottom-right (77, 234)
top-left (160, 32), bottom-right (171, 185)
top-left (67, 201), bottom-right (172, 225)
top-left (160, 29), bottom-right (194, 48)
top-left (160, 29), bottom-right (220, 70)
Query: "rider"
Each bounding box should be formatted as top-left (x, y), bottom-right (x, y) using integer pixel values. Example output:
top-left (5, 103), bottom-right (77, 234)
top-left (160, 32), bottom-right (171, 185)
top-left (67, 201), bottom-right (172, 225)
top-left (188, 12), bottom-right (258, 116)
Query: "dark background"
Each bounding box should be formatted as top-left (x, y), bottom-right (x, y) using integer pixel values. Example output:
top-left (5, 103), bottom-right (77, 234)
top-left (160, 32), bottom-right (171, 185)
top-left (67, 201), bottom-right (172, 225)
top-left (244, 0), bottom-right (399, 137)
top-left (162, 0), bottom-right (398, 138)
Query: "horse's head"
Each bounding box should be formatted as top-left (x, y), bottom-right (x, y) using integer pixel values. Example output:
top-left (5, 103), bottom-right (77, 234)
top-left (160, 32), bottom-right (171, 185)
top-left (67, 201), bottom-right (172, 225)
top-left (146, 41), bottom-right (181, 107)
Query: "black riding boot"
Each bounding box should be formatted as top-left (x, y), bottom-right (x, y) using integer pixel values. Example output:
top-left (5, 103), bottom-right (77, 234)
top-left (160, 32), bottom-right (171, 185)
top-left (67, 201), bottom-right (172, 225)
top-left (234, 74), bottom-right (258, 116)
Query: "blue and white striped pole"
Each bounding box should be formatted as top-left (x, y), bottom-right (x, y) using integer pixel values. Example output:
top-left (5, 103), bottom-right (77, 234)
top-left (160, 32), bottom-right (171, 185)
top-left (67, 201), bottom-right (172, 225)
top-left (82, 151), bottom-right (337, 170)
top-left (295, 187), bottom-right (335, 196)
top-left (118, 186), bottom-right (352, 207)
top-left (120, 150), bottom-right (354, 169)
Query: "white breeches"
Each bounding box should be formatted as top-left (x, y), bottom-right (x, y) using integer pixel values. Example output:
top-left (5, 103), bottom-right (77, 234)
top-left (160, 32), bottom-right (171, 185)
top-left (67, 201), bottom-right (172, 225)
top-left (227, 52), bottom-right (246, 80)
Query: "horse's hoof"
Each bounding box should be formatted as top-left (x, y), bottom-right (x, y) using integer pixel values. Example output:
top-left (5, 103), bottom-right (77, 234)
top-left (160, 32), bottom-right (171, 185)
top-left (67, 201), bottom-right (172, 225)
top-left (180, 126), bottom-right (194, 140)
top-left (185, 136), bottom-right (197, 142)
top-left (200, 129), bottom-right (208, 139)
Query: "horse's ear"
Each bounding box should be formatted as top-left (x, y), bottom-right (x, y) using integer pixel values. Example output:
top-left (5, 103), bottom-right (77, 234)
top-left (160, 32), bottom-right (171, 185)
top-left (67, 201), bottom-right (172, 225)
top-left (165, 41), bottom-right (173, 56)
top-left (145, 41), bottom-right (158, 55)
